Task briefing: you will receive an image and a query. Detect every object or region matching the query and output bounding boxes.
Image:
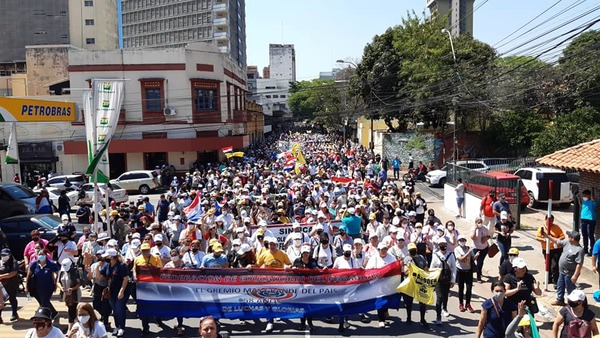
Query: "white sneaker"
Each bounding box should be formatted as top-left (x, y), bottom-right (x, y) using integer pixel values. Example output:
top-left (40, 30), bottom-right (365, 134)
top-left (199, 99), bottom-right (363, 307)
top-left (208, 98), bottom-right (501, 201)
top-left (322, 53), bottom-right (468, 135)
top-left (442, 310), bottom-right (450, 318)
top-left (344, 321), bottom-right (350, 329)
top-left (265, 322), bottom-right (273, 333)
top-left (379, 321), bottom-right (386, 328)
top-left (116, 329), bottom-right (124, 337)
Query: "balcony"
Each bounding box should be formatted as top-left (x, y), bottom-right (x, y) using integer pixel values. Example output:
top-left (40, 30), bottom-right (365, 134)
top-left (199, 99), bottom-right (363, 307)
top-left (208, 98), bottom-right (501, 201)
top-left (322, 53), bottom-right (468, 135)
top-left (213, 3), bottom-right (227, 13)
top-left (218, 46), bottom-right (229, 53)
top-left (213, 31), bottom-right (228, 40)
top-left (213, 17), bottom-right (228, 27)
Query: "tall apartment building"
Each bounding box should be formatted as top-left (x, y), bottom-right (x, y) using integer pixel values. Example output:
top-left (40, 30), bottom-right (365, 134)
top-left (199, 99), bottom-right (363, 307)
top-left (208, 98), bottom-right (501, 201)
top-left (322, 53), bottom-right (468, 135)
top-left (427, 0), bottom-right (475, 36)
top-left (69, 0), bottom-right (119, 51)
top-left (120, 0), bottom-right (246, 67)
top-left (268, 44), bottom-right (296, 82)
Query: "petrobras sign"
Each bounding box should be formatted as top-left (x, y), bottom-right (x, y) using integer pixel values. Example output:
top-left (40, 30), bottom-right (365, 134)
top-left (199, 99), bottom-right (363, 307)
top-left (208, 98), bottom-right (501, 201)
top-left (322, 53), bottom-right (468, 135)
top-left (136, 261), bottom-right (403, 319)
top-left (0, 97), bottom-right (76, 122)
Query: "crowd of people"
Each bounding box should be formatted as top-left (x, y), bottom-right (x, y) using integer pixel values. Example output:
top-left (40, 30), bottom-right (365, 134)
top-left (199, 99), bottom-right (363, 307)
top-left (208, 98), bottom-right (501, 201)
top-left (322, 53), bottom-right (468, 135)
top-left (1, 131), bottom-right (600, 338)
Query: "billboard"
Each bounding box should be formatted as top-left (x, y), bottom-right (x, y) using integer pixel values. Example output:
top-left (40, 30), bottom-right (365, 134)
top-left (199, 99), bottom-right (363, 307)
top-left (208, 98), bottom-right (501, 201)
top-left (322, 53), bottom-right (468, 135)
top-left (0, 97), bottom-right (76, 122)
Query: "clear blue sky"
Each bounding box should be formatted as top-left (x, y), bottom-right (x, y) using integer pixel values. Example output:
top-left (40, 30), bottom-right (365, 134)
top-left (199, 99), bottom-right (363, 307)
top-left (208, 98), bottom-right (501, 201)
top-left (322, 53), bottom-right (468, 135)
top-left (246, 0), bottom-right (600, 80)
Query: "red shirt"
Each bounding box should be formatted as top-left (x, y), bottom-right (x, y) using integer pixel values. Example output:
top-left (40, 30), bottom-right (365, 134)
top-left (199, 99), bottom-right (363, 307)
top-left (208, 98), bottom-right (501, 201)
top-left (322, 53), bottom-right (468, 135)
top-left (481, 196), bottom-right (496, 217)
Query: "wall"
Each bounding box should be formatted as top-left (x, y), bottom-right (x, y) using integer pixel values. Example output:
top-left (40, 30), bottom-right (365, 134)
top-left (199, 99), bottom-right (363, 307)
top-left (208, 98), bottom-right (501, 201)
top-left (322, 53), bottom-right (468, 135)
top-left (26, 45), bottom-right (74, 96)
top-left (68, 0), bottom-right (119, 51)
top-left (168, 151), bottom-right (198, 171)
top-left (381, 132), bottom-right (438, 165)
top-left (126, 153), bottom-right (144, 171)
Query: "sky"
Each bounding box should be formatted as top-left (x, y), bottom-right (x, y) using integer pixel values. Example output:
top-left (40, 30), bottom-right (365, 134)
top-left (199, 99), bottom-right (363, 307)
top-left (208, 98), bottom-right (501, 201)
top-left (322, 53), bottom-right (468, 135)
top-left (245, 0), bottom-right (600, 80)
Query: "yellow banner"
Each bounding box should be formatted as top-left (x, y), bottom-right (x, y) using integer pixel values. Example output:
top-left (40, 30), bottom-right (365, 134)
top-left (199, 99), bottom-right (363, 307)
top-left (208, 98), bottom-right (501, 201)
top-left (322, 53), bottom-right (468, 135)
top-left (396, 263), bottom-right (441, 305)
top-left (291, 143), bottom-right (306, 165)
top-left (232, 152), bottom-right (244, 158)
top-left (0, 97), bottom-right (76, 122)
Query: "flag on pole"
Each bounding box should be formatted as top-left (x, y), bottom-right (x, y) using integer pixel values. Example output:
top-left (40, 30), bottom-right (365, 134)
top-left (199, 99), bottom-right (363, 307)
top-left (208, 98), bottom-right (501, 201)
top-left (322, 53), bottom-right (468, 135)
top-left (291, 143), bottom-right (306, 165)
top-left (284, 157), bottom-right (296, 171)
top-left (85, 80), bottom-right (125, 183)
top-left (5, 122), bottom-right (18, 164)
top-left (184, 193), bottom-right (203, 222)
top-left (231, 151), bottom-right (244, 158)
top-left (221, 146), bottom-right (233, 154)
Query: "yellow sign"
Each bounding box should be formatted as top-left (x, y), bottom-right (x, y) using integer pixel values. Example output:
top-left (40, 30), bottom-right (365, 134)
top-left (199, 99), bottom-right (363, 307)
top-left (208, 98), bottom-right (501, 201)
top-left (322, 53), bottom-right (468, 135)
top-left (0, 97), bottom-right (76, 122)
top-left (396, 263), bottom-right (441, 305)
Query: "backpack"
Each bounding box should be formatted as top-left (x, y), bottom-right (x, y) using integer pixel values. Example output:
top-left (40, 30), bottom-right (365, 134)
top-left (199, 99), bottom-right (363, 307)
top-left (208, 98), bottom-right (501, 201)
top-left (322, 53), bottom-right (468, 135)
top-left (567, 307), bottom-right (591, 338)
top-left (437, 252), bottom-right (453, 283)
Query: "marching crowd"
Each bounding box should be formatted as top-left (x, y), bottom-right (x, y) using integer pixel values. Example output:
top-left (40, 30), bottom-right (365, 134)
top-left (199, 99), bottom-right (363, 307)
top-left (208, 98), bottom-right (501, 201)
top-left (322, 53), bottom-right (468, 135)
top-left (0, 131), bottom-right (599, 338)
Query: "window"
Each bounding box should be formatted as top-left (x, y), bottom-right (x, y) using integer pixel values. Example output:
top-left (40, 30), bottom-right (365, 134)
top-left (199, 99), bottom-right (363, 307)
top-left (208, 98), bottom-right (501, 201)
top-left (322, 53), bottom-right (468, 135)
top-left (139, 79), bottom-right (164, 114)
top-left (86, 38), bottom-right (96, 45)
top-left (85, 19), bottom-right (95, 26)
top-left (194, 88), bottom-right (218, 110)
top-left (84, 0), bottom-right (93, 6)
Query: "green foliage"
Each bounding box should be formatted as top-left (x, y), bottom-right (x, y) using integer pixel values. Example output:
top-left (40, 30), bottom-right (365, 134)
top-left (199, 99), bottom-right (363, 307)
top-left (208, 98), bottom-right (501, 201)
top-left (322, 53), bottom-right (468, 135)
top-left (288, 79), bottom-right (347, 130)
top-left (406, 135), bottom-right (426, 150)
top-left (531, 106), bottom-right (600, 156)
top-left (482, 110), bottom-right (545, 156)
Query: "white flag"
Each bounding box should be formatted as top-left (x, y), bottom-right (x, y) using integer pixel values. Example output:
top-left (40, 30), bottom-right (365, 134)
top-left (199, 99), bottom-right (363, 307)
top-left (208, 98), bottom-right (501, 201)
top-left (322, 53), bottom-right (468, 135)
top-left (5, 122), bottom-right (18, 164)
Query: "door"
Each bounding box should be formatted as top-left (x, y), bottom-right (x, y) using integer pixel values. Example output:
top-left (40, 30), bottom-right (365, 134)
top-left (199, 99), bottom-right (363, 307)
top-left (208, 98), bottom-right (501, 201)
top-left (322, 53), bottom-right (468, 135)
top-left (109, 153), bottom-right (127, 179)
top-left (144, 152), bottom-right (167, 170)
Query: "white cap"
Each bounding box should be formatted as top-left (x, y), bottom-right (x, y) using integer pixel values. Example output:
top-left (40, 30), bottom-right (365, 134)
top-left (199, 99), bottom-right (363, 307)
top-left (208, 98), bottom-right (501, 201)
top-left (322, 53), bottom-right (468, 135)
top-left (173, 215), bottom-right (182, 220)
top-left (343, 244), bottom-right (352, 252)
top-left (347, 207), bottom-right (356, 215)
top-left (130, 239), bottom-right (141, 249)
top-left (293, 232), bottom-right (303, 239)
top-left (235, 227), bottom-right (245, 233)
top-left (102, 248), bottom-right (119, 258)
top-left (377, 242), bottom-right (388, 250)
top-left (301, 245), bottom-right (311, 254)
top-left (232, 239), bottom-right (242, 246)
top-left (258, 220), bottom-right (268, 227)
top-left (292, 222), bottom-right (301, 229)
top-left (567, 289), bottom-right (586, 302)
top-left (167, 211), bottom-right (175, 216)
top-left (107, 239), bottom-right (118, 247)
top-left (243, 217), bottom-right (251, 223)
top-left (408, 211), bottom-right (417, 217)
top-left (266, 236), bottom-right (278, 244)
top-left (314, 224), bottom-right (324, 230)
top-left (353, 238), bottom-right (364, 245)
top-left (60, 258), bottom-right (72, 272)
top-left (154, 234), bottom-right (164, 242)
top-left (132, 233), bottom-right (141, 239)
top-left (500, 211), bottom-right (509, 219)
top-left (98, 233), bottom-right (110, 241)
top-left (458, 234), bottom-right (467, 241)
top-left (237, 243), bottom-right (252, 255)
top-left (437, 238), bottom-right (447, 244)
top-left (512, 257), bottom-right (527, 269)
top-left (61, 214), bottom-right (69, 221)
top-left (138, 195), bottom-right (144, 200)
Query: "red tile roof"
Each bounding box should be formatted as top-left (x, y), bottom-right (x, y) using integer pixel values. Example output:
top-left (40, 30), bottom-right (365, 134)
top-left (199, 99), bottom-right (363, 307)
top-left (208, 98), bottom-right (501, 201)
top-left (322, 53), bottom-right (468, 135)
top-left (537, 139), bottom-right (600, 173)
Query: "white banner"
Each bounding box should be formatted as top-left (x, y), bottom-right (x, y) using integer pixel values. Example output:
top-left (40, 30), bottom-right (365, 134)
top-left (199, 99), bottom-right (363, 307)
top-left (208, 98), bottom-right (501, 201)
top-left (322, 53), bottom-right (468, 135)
top-left (5, 122), bottom-right (18, 164)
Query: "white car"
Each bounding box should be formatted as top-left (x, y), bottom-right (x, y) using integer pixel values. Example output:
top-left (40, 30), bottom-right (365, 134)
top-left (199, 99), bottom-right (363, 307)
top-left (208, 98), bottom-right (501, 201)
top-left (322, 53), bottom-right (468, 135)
top-left (514, 167), bottom-right (572, 208)
top-left (426, 165), bottom-right (448, 186)
top-left (33, 187), bottom-right (79, 208)
top-left (456, 160), bottom-right (490, 173)
top-left (110, 170), bottom-right (160, 194)
top-left (46, 175), bottom-right (87, 190)
top-left (80, 183), bottom-right (129, 204)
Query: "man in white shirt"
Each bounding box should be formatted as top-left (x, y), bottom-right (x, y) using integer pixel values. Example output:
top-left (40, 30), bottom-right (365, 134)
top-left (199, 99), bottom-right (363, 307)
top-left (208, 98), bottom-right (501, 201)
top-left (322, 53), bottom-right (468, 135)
top-left (365, 243), bottom-right (396, 328)
top-left (54, 231), bottom-right (78, 264)
top-left (182, 240), bottom-right (205, 268)
top-left (455, 178), bottom-right (465, 218)
top-left (150, 234), bottom-right (171, 265)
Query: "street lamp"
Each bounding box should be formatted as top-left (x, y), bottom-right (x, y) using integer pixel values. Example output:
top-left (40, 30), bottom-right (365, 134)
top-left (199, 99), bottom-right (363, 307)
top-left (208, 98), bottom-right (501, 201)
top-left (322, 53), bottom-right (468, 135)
top-left (442, 28), bottom-right (459, 179)
top-left (441, 29), bottom-right (457, 63)
top-left (336, 59), bottom-right (357, 68)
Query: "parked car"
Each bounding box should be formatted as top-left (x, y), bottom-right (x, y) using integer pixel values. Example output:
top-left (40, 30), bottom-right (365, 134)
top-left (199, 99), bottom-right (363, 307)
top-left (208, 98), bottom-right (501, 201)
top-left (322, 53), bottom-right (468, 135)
top-left (80, 183), bottom-right (129, 204)
top-left (33, 187), bottom-right (79, 208)
top-left (479, 158), bottom-right (512, 172)
top-left (426, 165), bottom-right (448, 186)
top-left (567, 171), bottom-right (579, 196)
top-left (0, 183), bottom-right (37, 220)
top-left (46, 174), bottom-right (87, 190)
top-left (513, 167), bottom-right (572, 208)
top-left (110, 170), bottom-right (160, 194)
top-left (456, 160), bottom-right (490, 173)
top-left (0, 214), bottom-right (84, 261)
top-left (464, 172), bottom-right (530, 210)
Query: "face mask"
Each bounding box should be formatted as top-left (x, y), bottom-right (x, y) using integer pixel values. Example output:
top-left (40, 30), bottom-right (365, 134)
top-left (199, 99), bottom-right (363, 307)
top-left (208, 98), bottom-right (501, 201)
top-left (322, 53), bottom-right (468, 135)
top-left (439, 246), bottom-right (447, 251)
top-left (78, 315), bottom-right (90, 324)
top-left (321, 240), bottom-right (329, 245)
top-left (476, 223), bottom-right (483, 228)
top-left (156, 242), bottom-right (163, 247)
top-left (294, 239), bottom-right (302, 247)
top-left (343, 252), bottom-right (351, 258)
top-left (1, 256), bottom-right (9, 263)
top-left (105, 258), bottom-right (111, 263)
top-left (192, 248), bottom-right (199, 253)
top-left (38, 255), bottom-right (47, 262)
top-left (187, 224), bottom-right (194, 230)
top-left (494, 291), bottom-right (504, 299)
top-left (32, 236), bottom-right (39, 242)
top-left (237, 233), bottom-right (244, 239)
top-left (459, 240), bottom-right (467, 247)
top-left (222, 211), bottom-right (228, 215)
top-left (448, 226), bottom-right (454, 231)
top-left (172, 256), bottom-right (181, 262)
top-left (33, 321), bottom-right (47, 330)
top-left (415, 228), bottom-right (422, 234)
top-left (409, 249), bottom-right (417, 256)
top-left (568, 301), bottom-right (581, 308)
top-left (61, 239), bottom-right (68, 244)
top-left (583, 197), bottom-right (589, 201)
top-left (63, 220), bottom-right (69, 225)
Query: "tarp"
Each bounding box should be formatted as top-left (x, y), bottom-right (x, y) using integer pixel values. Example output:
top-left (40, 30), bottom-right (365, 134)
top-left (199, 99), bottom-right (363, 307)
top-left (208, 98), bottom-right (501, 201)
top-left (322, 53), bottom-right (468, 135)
top-left (396, 263), bottom-right (441, 305)
top-left (136, 261), bottom-right (403, 319)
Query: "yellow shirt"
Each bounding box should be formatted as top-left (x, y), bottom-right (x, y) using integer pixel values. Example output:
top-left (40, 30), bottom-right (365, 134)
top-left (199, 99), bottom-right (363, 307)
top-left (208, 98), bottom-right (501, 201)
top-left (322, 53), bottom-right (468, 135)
top-left (536, 223), bottom-right (565, 250)
top-left (133, 254), bottom-right (163, 278)
top-left (257, 249), bottom-right (291, 268)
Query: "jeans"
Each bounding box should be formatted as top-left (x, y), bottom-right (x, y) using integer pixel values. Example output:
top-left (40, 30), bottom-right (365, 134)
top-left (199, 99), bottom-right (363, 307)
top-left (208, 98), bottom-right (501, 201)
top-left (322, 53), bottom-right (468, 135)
top-left (457, 269), bottom-right (473, 305)
top-left (109, 293), bottom-right (128, 330)
top-left (497, 240), bottom-right (510, 266)
top-left (581, 219), bottom-right (596, 253)
top-left (473, 247), bottom-right (489, 279)
top-left (556, 273), bottom-right (576, 303)
top-left (435, 282), bottom-right (451, 319)
top-left (393, 168), bottom-right (400, 180)
top-left (0, 287), bottom-right (18, 317)
top-left (92, 284), bottom-right (111, 324)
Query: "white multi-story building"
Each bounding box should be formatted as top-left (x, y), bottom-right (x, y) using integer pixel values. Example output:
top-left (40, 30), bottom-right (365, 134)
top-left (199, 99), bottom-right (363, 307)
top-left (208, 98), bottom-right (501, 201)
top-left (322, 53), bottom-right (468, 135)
top-left (268, 44), bottom-right (296, 82)
top-left (427, 0), bottom-right (475, 36)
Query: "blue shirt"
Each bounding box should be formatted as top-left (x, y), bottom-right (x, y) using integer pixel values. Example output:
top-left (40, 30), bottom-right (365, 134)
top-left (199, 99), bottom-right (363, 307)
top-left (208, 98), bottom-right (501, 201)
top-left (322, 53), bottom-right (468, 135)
top-left (342, 215), bottom-right (362, 236)
top-left (592, 239), bottom-right (600, 266)
top-left (144, 202), bottom-right (155, 215)
top-left (30, 260), bottom-right (60, 294)
top-left (392, 159), bottom-right (400, 169)
top-left (482, 297), bottom-right (517, 338)
top-left (201, 254), bottom-right (228, 268)
top-left (581, 199), bottom-right (598, 221)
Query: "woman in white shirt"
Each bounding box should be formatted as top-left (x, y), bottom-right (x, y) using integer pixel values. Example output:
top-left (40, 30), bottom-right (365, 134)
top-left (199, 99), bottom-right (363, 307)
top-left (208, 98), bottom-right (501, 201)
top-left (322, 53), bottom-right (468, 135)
top-left (365, 243), bottom-right (397, 328)
top-left (312, 234), bottom-right (336, 268)
top-left (67, 302), bottom-right (107, 338)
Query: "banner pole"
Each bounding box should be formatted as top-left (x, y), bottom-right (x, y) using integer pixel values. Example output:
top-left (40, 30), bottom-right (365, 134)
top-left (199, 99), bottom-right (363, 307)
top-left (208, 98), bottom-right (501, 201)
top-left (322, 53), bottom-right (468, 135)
top-left (544, 180), bottom-right (553, 291)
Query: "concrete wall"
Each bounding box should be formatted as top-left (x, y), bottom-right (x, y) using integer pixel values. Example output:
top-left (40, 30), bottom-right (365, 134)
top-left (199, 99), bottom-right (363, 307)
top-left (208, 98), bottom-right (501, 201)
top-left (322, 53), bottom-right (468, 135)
top-left (126, 153), bottom-right (144, 171)
top-left (68, 0), bottom-right (118, 50)
top-left (26, 46), bottom-right (73, 96)
top-left (168, 152), bottom-right (198, 171)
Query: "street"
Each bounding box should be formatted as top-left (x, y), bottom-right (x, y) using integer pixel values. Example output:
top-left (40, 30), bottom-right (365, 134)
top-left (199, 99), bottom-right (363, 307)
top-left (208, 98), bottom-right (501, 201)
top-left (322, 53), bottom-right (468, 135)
top-left (5, 181), bottom-right (586, 338)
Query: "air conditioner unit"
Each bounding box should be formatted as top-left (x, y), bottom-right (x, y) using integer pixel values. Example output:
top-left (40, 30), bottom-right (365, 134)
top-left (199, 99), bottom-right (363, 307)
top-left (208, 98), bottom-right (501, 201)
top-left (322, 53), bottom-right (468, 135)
top-left (163, 107), bottom-right (176, 116)
top-left (53, 141), bottom-right (64, 152)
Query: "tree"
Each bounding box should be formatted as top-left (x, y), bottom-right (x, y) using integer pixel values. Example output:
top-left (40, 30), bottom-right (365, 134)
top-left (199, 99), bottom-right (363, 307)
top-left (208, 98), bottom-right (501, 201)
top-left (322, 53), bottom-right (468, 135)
top-left (288, 79), bottom-right (352, 130)
top-left (482, 110), bottom-right (545, 156)
top-left (531, 106), bottom-right (600, 156)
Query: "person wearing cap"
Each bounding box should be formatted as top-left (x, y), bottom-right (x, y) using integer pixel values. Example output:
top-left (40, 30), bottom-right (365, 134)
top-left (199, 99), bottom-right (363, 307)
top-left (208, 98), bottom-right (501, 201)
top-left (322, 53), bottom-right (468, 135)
top-left (231, 244), bottom-right (256, 268)
top-left (480, 190), bottom-right (497, 233)
top-left (200, 243), bottom-right (229, 268)
top-left (499, 248), bottom-right (520, 282)
top-left (333, 226), bottom-right (354, 257)
top-left (552, 289), bottom-right (599, 337)
top-left (333, 243), bottom-right (364, 331)
top-left (58, 214), bottom-right (77, 240)
top-left (26, 307), bottom-right (64, 338)
top-left (150, 234), bottom-right (171, 265)
top-left (543, 229), bottom-right (585, 306)
top-left (166, 214), bottom-right (186, 248)
top-left (313, 233), bottom-right (336, 269)
top-left (535, 214), bottom-right (565, 287)
top-left (286, 233), bottom-right (305, 262)
top-left (26, 248), bottom-right (60, 319)
top-left (132, 244), bottom-right (161, 336)
top-left (227, 239), bottom-right (243, 266)
top-left (57, 258), bottom-right (83, 332)
top-left (183, 240), bottom-right (206, 268)
top-left (86, 249), bottom-right (111, 330)
top-left (24, 229), bottom-right (49, 269)
top-left (291, 244), bottom-right (317, 331)
top-left (164, 248), bottom-right (186, 336)
top-left (495, 210), bottom-right (515, 265)
top-left (430, 237), bottom-right (457, 325)
top-left (0, 248), bottom-right (19, 323)
top-left (493, 193), bottom-right (511, 222)
top-left (455, 234), bottom-right (475, 313)
top-left (341, 207), bottom-right (362, 239)
top-left (365, 242), bottom-right (396, 328)
top-left (283, 222), bottom-right (309, 249)
top-left (504, 298), bottom-right (539, 338)
top-left (504, 256), bottom-right (542, 307)
top-left (180, 220), bottom-right (203, 244)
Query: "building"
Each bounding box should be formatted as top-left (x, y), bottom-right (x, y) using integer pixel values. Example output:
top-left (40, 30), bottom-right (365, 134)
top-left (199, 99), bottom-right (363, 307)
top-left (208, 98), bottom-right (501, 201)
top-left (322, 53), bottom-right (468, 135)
top-left (0, 43), bottom-right (262, 180)
top-left (319, 68), bottom-right (340, 80)
top-left (268, 44), bottom-right (295, 82)
top-left (120, 0), bottom-right (246, 67)
top-left (0, 0), bottom-right (118, 96)
top-left (246, 65), bottom-right (259, 95)
top-left (427, 0), bottom-right (475, 36)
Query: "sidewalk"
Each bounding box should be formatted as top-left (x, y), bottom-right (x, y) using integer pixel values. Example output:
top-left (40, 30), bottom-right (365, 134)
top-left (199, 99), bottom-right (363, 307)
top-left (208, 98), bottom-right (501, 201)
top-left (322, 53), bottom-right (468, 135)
top-left (420, 185), bottom-right (600, 324)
